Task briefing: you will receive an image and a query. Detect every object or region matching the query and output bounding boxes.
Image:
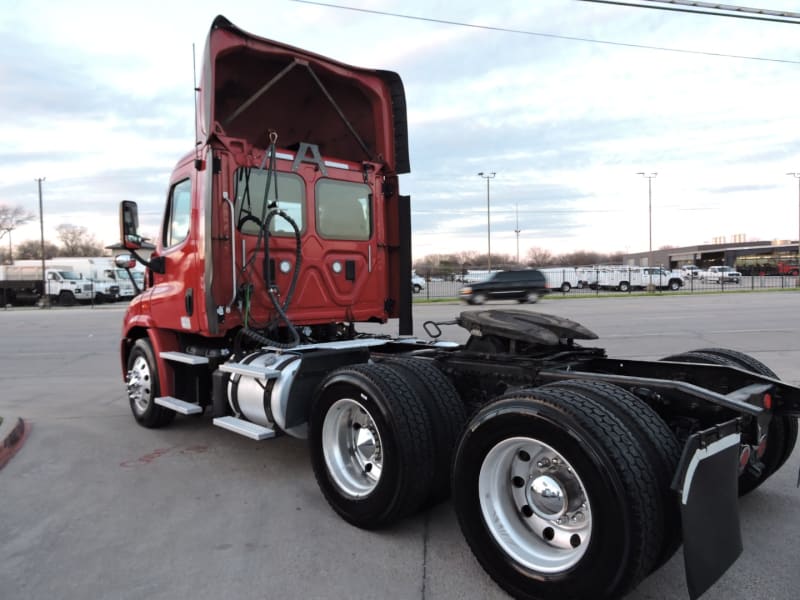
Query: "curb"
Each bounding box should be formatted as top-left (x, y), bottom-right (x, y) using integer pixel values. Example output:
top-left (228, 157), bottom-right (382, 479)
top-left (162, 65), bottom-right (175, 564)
top-left (0, 416), bottom-right (29, 470)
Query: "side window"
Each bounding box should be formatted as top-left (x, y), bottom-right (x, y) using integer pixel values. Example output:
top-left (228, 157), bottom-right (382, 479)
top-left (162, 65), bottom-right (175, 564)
top-left (316, 179), bottom-right (371, 241)
top-left (235, 170), bottom-right (305, 236)
top-left (163, 178), bottom-right (192, 248)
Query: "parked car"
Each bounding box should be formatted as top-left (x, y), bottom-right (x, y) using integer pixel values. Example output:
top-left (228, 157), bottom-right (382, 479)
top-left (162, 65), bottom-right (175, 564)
top-left (703, 266), bottom-right (742, 284)
top-left (411, 271), bottom-right (426, 293)
top-left (681, 265), bottom-right (701, 279)
top-left (459, 269), bottom-right (550, 304)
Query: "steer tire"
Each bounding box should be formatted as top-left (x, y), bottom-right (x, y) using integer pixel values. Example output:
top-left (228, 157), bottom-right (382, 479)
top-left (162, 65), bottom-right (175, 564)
top-left (452, 387), bottom-right (661, 600)
top-left (126, 338), bottom-right (175, 428)
top-left (693, 348), bottom-right (798, 492)
top-left (384, 358), bottom-right (467, 505)
top-left (309, 363), bottom-right (435, 529)
top-left (541, 379), bottom-right (682, 571)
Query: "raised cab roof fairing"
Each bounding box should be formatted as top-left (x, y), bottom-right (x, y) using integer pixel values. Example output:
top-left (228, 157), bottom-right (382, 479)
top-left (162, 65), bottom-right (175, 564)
top-left (198, 15), bottom-right (409, 174)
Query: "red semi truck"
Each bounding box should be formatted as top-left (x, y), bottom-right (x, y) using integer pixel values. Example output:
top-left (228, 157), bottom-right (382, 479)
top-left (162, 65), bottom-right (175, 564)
top-left (117, 16), bottom-right (799, 600)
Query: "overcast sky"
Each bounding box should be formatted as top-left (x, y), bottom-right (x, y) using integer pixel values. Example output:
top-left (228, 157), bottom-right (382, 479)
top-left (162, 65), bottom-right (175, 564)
top-left (2, 0), bottom-right (799, 261)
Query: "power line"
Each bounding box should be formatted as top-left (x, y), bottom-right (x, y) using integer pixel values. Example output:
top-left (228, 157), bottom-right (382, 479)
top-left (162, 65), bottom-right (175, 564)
top-left (291, 0), bottom-right (800, 65)
top-left (579, 1), bottom-right (800, 24)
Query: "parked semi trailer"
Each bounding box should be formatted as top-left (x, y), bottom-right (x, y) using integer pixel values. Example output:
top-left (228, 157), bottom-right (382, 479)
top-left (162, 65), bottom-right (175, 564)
top-left (116, 17), bottom-right (798, 600)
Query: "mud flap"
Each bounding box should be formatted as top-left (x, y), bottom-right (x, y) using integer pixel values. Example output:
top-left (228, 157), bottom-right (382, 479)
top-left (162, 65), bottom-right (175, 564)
top-left (672, 421), bottom-right (742, 600)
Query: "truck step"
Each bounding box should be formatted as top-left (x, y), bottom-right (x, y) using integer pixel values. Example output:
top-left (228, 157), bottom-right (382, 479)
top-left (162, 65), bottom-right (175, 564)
top-left (160, 351), bottom-right (209, 366)
top-left (213, 416), bottom-right (276, 440)
top-left (155, 396), bottom-right (203, 415)
top-left (218, 362), bottom-right (280, 379)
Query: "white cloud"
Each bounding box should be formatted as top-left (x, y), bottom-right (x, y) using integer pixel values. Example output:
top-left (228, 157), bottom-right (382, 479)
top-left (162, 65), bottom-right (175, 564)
top-left (2, 0), bottom-right (799, 262)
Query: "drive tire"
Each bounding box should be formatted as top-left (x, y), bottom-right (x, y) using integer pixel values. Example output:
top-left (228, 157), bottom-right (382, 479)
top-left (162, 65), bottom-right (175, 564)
top-left (309, 363), bottom-right (435, 529)
top-left (693, 348), bottom-right (798, 493)
top-left (668, 279), bottom-right (681, 291)
top-left (661, 349), bottom-right (797, 495)
top-left (126, 338), bottom-right (175, 428)
top-left (384, 358), bottom-right (467, 505)
top-left (618, 281), bottom-right (630, 292)
top-left (541, 379), bottom-right (682, 571)
top-left (560, 282), bottom-right (571, 293)
top-left (452, 387), bottom-right (661, 600)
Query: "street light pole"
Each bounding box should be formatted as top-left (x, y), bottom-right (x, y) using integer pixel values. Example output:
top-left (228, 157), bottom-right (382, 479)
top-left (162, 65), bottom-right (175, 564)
top-left (478, 171), bottom-right (496, 272)
top-left (36, 177), bottom-right (48, 308)
top-left (637, 172), bottom-right (657, 268)
top-left (515, 201), bottom-right (521, 264)
top-left (787, 173), bottom-right (800, 273)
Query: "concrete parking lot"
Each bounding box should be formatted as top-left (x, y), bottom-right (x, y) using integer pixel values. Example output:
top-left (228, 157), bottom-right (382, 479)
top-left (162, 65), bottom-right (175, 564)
top-left (1, 293), bottom-right (798, 599)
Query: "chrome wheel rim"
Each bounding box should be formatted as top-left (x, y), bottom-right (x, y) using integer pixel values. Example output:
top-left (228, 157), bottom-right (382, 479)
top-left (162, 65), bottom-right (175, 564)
top-left (478, 436), bottom-right (592, 573)
top-left (322, 398), bottom-right (383, 498)
top-left (127, 355), bottom-right (152, 415)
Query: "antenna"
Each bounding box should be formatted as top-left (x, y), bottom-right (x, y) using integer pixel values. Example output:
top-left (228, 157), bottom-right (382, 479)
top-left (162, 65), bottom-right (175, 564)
top-left (192, 43), bottom-right (201, 167)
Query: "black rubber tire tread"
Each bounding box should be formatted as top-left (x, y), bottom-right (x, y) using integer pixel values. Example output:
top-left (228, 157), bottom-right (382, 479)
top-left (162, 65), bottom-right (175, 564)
top-left (660, 350), bottom-right (738, 366)
top-left (127, 338), bottom-right (175, 428)
top-left (309, 363), bottom-right (435, 529)
top-left (58, 290), bottom-right (76, 306)
top-left (693, 347), bottom-right (777, 377)
top-left (383, 358), bottom-right (467, 505)
top-left (661, 349), bottom-right (798, 494)
top-left (452, 386), bottom-right (662, 600)
top-left (541, 379), bottom-right (682, 571)
top-left (693, 348), bottom-right (798, 490)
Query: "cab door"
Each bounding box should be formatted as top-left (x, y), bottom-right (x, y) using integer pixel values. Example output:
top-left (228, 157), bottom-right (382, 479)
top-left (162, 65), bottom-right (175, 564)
top-left (147, 167), bottom-right (201, 332)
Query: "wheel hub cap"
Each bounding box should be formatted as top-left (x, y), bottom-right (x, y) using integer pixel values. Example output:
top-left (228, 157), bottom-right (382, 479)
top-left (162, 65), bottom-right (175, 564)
top-left (478, 437), bottom-right (593, 573)
top-left (322, 398), bottom-right (383, 498)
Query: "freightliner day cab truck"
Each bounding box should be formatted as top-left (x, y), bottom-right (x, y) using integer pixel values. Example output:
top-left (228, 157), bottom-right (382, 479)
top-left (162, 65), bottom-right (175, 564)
top-left (117, 16), bottom-right (799, 600)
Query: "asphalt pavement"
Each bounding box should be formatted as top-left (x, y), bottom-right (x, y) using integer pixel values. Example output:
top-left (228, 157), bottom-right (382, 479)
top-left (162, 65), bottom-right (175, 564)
top-left (1, 293), bottom-right (798, 599)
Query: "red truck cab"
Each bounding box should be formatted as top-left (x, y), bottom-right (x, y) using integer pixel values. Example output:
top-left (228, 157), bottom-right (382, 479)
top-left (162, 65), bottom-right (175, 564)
top-left (121, 16), bottom-right (412, 368)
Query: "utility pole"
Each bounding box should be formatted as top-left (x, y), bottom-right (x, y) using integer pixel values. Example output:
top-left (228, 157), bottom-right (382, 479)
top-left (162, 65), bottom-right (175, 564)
top-left (788, 172), bottom-right (800, 282)
top-left (637, 172), bottom-right (657, 269)
top-left (515, 201), bottom-right (521, 264)
top-left (478, 172), bottom-right (496, 272)
top-left (36, 177), bottom-right (49, 308)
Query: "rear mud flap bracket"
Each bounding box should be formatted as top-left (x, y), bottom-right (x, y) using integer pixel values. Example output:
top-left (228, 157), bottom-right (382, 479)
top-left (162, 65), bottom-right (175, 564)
top-left (672, 420), bottom-right (742, 600)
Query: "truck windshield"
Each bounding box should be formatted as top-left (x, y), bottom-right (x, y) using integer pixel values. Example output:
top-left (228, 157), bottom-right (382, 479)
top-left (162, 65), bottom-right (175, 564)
top-left (235, 169), bottom-right (305, 236)
top-left (59, 271), bottom-right (81, 280)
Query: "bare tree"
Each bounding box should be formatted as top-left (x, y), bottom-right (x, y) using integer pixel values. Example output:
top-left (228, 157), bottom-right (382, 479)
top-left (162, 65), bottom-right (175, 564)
top-left (526, 247), bottom-right (554, 267)
top-left (55, 224), bottom-right (104, 256)
top-left (15, 239), bottom-right (60, 260)
top-left (0, 204), bottom-right (36, 262)
top-left (0, 204), bottom-right (35, 239)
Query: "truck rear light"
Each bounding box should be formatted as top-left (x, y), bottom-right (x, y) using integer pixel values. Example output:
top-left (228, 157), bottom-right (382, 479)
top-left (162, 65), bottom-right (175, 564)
top-left (756, 434), bottom-right (768, 459)
top-left (763, 393), bottom-right (772, 410)
top-left (738, 445), bottom-right (751, 470)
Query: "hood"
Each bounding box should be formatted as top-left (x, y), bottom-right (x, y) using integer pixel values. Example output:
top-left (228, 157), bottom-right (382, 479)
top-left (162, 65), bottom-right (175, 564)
top-left (197, 16), bottom-right (409, 173)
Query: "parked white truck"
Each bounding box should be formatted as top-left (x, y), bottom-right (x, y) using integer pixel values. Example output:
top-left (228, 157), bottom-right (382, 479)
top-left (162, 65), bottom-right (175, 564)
top-left (589, 266), bottom-right (684, 291)
top-left (539, 266), bottom-right (584, 292)
top-left (0, 265), bottom-right (95, 305)
top-left (11, 259), bottom-right (124, 302)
